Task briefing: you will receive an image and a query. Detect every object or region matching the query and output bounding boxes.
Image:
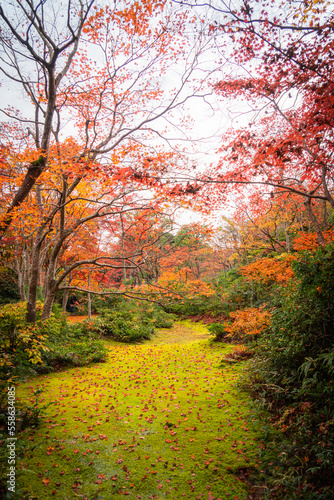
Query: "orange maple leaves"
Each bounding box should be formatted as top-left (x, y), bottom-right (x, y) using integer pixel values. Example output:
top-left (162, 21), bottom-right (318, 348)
top-left (292, 230), bottom-right (334, 251)
top-left (223, 306), bottom-right (271, 340)
top-left (241, 254), bottom-right (296, 285)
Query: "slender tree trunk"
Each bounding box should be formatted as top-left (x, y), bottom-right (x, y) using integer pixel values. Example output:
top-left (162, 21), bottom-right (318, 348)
top-left (42, 250), bottom-right (62, 320)
top-left (322, 165), bottom-right (334, 209)
top-left (62, 289), bottom-right (69, 313)
top-left (22, 244), bottom-right (28, 301)
top-left (323, 199), bottom-right (328, 229)
top-left (284, 222), bottom-right (291, 252)
top-left (14, 239), bottom-right (27, 301)
top-left (42, 282), bottom-right (57, 320)
top-left (195, 257), bottom-right (201, 280)
top-left (26, 185), bottom-right (48, 323)
top-left (26, 229), bottom-right (44, 323)
top-left (62, 270), bottom-right (70, 312)
top-left (42, 177), bottom-right (69, 320)
top-left (87, 272), bottom-right (92, 320)
top-left (120, 214), bottom-right (127, 283)
top-left (304, 198), bottom-right (326, 246)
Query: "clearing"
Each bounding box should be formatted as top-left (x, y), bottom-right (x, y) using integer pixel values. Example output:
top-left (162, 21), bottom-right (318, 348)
top-left (16, 321), bottom-right (265, 499)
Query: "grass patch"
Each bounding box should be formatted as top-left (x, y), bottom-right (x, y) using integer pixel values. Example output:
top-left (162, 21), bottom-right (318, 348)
top-left (14, 322), bottom-right (265, 499)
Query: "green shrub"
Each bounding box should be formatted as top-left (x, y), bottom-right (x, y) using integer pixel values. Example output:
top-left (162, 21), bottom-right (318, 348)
top-left (39, 339), bottom-right (108, 370)
top-left (88, 299), bottom-right (174, 342)
top-left (0, 301), bottom-right (109, 377)
top-left (38, 315), bottom-right (68, 341)
top-left (0, 302), bottom-right (48, 373)
top-left (207, 322), bottom-right (227, 341)
top-left (248, 244), bottom-right (334, 498)
top-left (0, 267), bottom-right (20, 304)
top-left (89, 314), bottom-right (154, 343)
top-left (151, 309), bottom-right (174, 328)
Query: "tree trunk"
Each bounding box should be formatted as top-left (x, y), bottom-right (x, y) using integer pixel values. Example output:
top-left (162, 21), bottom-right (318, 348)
top-left (323, 199), bottom-right (328, 229)
top-left (304, 198), bottom-right (326, 246)
top-left (88, 292), bottom-right (92, 320)
top-left (41, 280), bottom-right (57, 321)
top-left (14, 239), bottom-right (27, 301)
top-left (284, 222), bottom-right (291, 252)
top-left (120, 214), bottom-right (127, 283)
top-left (88, 272), bottom-right (92, 320)
top-left (26, 221), bottom-right (46, 323)
top-left (61, 267), bottom-right (70, 312)
top-left (42, 255), bottom-right (60, 320)
top-left (42, 179), bottom-right (70, 320)
top-left (62, 289), bottom-right (69, 313)
top-left (322, 165), bottom-right (334, 209)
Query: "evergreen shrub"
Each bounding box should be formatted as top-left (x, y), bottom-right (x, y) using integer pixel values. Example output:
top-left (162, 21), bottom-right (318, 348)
top-left (249, 244), bottom-right (334, 498)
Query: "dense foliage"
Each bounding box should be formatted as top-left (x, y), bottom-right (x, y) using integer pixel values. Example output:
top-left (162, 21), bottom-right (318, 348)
top-left (75, 299), bottom-right (174, 343)
top-left (1, 0), bottom-right (334, 498)
top-left (247, 246), bottom-right (334, 498)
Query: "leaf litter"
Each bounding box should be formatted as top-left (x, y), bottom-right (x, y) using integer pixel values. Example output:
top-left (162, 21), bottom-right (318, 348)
top-left (16, 321), bottom-right (265, 499)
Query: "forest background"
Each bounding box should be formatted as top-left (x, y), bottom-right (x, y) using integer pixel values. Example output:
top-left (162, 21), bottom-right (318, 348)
top-left (0, 0), bottom-right (333, 498)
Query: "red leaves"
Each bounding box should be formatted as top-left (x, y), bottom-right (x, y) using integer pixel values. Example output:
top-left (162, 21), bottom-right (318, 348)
top-left (95, 473), bottom-right (107, 484)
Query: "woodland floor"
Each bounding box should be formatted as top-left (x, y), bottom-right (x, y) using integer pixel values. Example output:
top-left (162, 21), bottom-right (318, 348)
top-left (15, 321), bottom-right (267, 500)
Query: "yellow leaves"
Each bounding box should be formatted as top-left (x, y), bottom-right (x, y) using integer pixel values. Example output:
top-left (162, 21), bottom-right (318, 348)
top-left (0, 301), bottom-right (48, 364)
top-left (0, 353), bottom-right (13, 368)
top-left (294, 0), bottom-right (331, 23)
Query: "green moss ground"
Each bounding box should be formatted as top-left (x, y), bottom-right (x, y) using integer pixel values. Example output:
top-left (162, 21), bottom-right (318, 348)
top-left (15, 321), bottom-right (265, 499)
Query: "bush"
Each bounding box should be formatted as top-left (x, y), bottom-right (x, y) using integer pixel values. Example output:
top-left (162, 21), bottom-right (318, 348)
top-left (89, 313), bottom-right (154, 343)
top-left (86, 299), bottom-right (175, 342)
top-left (134, 302), bottom-right (175, 328)
top-left (0, 301), bottom-right (109, 376)
top-left (39, 339), bottom-right (108, 370)
top-left (224, 306), bottom-right (271, 341)
top-left (0, 267), bottom-right (20, 304)
top-left (0, 302), bottom-right (48, 374)
top-left (207, 322), bottom-right (227, 341)
top-left (248, 244), bottom-right (334, 498)
top-left (151, 308), bottom-right (174, 328)
top-left (208, 306), bottom-right (271, 342)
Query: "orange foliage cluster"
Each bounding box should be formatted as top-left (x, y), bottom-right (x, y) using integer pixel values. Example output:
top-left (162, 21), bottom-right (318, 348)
top-left (156, 270), bottom-right (215, 299)
top-left (224, 306), bottom-right (271, 339)
top-left (293, 230), bottom-right (334, 251)
top-left (240, 254), bottom-right (296, 285)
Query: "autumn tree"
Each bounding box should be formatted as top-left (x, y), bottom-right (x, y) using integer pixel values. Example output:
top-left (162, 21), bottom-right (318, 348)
top-left (160, 222), bottom-right (214, 280)
top-left (170, 0), bottom-right (334, 244)
top-left (0, 0), bottom-right (221, 322)
top-left (0, 0), bottom-right (95, 236)
top-left (35, 157), bottom-right (177, 321)
top-left (102, 210), bottom-right (179, 286)
top-left (0, 0), bottom-right (217, 239)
